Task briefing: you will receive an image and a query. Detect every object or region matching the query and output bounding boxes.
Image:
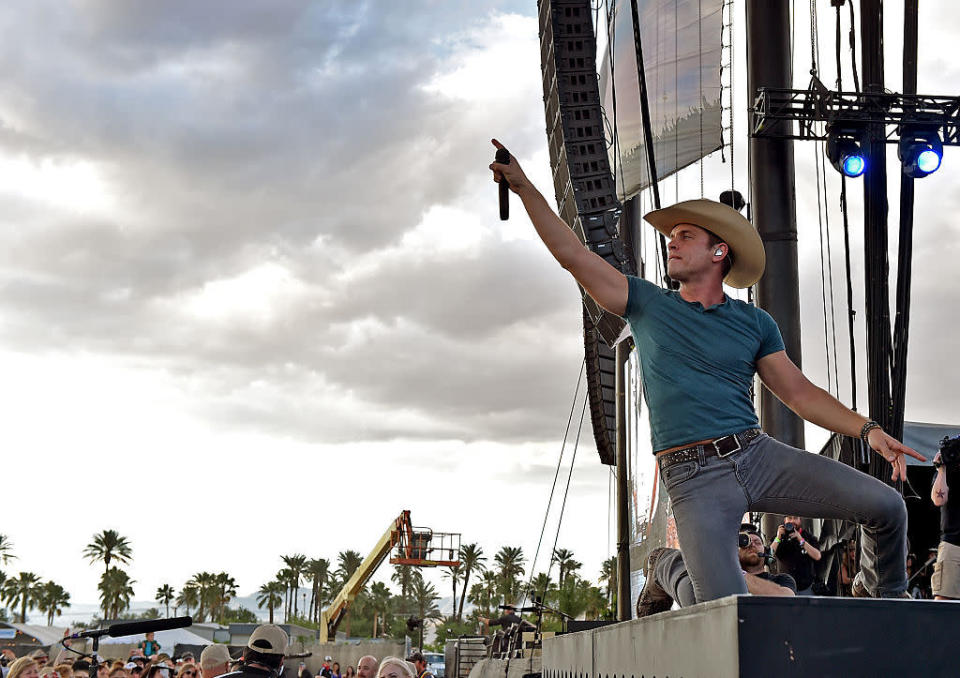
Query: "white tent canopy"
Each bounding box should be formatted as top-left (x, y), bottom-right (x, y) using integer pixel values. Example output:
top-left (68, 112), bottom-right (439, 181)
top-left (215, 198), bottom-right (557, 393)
top-left (98, 628), bottom-right (212, 647)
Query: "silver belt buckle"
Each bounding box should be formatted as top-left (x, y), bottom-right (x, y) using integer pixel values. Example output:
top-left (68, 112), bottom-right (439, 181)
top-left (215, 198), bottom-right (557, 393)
top-left (714, 434), bottom-right (741, 458)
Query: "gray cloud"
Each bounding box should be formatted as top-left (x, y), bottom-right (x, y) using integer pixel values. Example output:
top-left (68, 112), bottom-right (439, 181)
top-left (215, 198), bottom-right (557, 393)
top-left (0, 0), bottom-right (595, 447)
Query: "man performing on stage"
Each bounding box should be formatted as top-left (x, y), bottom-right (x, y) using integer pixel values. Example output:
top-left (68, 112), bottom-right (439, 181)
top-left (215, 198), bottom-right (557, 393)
top-left (489, 139), bottom-right (923, 602)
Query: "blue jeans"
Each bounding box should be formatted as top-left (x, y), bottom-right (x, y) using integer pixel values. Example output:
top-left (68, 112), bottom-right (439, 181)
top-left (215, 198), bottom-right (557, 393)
top-left (659, 432), bottom-right (908, 600)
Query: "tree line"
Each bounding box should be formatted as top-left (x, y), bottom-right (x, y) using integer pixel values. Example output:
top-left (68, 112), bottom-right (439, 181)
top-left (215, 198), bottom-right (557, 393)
top-left (0, 532), bottom-right (618, 640)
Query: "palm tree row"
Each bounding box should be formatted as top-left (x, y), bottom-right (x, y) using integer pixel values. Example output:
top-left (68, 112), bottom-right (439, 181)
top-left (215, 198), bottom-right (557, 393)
top-left (257, 550), bottom-right (365, 629)
top-left (0, 537), bottom-right (71, 625)
top-left (173, 572), bottom-right (237, 623)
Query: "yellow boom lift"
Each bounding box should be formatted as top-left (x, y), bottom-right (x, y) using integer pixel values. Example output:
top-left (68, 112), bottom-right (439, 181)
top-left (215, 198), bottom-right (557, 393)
top-left (318, 510), bottom-right (461, 642)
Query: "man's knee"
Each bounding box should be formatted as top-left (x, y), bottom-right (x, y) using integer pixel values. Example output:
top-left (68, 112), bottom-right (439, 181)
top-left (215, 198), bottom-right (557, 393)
top-left (871, 484), bottom-right (907, 528)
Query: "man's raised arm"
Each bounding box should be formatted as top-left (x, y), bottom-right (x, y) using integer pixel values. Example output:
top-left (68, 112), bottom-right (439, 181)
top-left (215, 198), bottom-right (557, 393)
top-left (489, 139), bottom-right (628, 316)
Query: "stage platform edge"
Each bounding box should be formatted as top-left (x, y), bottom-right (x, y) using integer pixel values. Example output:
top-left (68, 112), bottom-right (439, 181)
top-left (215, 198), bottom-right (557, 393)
top-left (542, 594), bottom-right (957, 677)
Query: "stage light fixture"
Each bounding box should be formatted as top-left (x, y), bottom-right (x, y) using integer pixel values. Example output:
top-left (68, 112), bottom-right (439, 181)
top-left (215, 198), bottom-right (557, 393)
top-left (826, 126), bottom-right (867, 178)
top-left (899, 128), bottom-right (943, 178)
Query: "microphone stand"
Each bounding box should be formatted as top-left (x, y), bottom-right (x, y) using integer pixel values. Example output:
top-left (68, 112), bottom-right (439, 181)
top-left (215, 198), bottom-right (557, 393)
top-left (907, 554), bottom-right (937, 586)
top-left (57, 627), bottom-right (110, 678)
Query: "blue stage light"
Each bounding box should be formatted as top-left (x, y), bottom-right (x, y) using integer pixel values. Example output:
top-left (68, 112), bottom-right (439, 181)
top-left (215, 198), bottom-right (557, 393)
top-left (826, 125), bottom-right (867, 179)
top-left (916, 148), bottom-right (941, 174)
top-left (841, 154), bottom-right (866, 177)
top-left (899, 129), bottom-right (943, 178)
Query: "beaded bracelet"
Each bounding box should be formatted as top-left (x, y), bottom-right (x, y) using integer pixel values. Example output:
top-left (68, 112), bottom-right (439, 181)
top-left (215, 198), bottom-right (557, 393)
top-left (860, 420), bottom-right (881, 445)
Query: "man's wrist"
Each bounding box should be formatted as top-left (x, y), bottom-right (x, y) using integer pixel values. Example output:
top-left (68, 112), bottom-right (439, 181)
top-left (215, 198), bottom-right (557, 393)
top-left (860, 420), bottom-right (882, 445)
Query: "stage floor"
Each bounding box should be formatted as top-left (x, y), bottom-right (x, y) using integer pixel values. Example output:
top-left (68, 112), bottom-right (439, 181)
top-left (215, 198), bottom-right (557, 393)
top-left (542, 594), bottom-right (958, 677)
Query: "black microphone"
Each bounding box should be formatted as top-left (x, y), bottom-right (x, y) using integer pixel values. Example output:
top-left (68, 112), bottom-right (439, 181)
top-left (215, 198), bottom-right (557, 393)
top-left (285, 653), bottom-right (312, 659)
top-left (69, 616), bottom-right (192, 640)
top-left (495, 148), bottom-right (510, 220)
top-left (108, 616), bottom-right (192, 638)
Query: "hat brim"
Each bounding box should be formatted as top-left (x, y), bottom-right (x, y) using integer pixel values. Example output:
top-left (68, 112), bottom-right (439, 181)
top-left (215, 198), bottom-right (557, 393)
top-left (643, 199), bottom-right (766, 289)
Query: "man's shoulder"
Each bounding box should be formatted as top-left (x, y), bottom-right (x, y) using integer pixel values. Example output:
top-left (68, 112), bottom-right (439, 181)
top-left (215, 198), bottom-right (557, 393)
top-left (624, 275), bottom-right (670, 317)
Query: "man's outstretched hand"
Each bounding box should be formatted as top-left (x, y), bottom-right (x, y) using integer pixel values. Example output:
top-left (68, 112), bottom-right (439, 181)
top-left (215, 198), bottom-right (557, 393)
top-left (490, 139), bottom-right (532, 195)
top-left (867, 428), bottom-right (926, 481)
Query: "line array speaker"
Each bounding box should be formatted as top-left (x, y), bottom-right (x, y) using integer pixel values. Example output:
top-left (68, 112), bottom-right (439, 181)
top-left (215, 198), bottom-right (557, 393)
top-left (539, 0), bottom-right (637, 465)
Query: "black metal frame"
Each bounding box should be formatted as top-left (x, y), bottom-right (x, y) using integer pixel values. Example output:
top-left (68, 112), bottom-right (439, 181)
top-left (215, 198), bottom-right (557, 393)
top-left (752, 83), bottom-right (960, 144)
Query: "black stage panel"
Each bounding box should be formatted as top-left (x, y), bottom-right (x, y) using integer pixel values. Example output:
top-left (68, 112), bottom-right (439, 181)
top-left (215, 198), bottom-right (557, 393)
top-left (543, 594), bottom-right (958, 677)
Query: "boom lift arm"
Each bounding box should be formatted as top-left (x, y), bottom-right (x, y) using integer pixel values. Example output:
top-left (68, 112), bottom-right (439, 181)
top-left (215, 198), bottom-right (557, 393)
top-left (318, 510), bottom-right (460, 642)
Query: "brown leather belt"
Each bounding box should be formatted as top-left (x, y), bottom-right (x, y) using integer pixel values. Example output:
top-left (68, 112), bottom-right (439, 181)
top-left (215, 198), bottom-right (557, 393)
top-left (657, 428), bottom-right (763, 472)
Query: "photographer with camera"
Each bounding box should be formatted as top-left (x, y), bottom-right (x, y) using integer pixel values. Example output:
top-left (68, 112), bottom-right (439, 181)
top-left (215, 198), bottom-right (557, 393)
top-left (931, 435), bottom-right (960, 600)
top-left (637, 524), bottom-right (795, 616)
top-left (770, 515), bottom-right (822, 595)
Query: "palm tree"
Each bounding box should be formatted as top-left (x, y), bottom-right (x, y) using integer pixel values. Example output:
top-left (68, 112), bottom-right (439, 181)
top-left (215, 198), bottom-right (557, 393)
top-left (281, 554), bottom-right (307, 618)
top-left (479, 570), bottom-right (499, 617)
top-left (368, 581), bottom-right (392, 637)
top-left (257, 581), bottom-right (285, 624)
top-left (527, 572), bottom-right (554, 604)
top-left (581, 585), bottom-right (607, 620)
top-left (305, 558), bottom-right (331, 624)
top-left (2, 571), bottom-right (40, 622)
top-left (155, 584), bottom-right (175, 618)
top-left (83, 530), bottom-right (133, 576)
top-left (214, 572), bottom-right (238, 624)
top-left (177, 584), bottom-right (199, 617)
top-left (391, 565), bottom-right (420, 603)
top-left (410, 578), bottom-right (443, 649)
top-left (98, 568), bottom-right (135, 620)
top-left (493, 546), bottom-right (525, 604)
top-left (555, 573), bottom-right (590, 621)
top-left (335, 550), bottom-right (364, 636)
top-left (0, 535), bottom-right (15, 565)
top-left (275, 568), bottom-right (296, 621)
top-left (552, 548), bottom-right (582, 588)
top-left (442, 564), bottom-right (463, 619)
top-left (457, 543), bottom-right (485, 621)
top-left (599, 557), bottom-right (617, 608)
top-left (336, 550), bottom-right (364, 584)
top-left (35, 581), bottom-right (71, 625)
top-left (186, 572), bottom-right (217, 622)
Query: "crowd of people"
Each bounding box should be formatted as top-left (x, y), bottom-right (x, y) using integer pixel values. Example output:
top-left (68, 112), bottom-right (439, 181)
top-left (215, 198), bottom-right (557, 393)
top-left (638, 510), bottom-right (947, 616)
top-left (0, 626), bottom-right (433, 678)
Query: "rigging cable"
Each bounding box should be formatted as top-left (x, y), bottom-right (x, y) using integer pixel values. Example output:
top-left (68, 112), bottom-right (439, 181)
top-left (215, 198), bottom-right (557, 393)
top-left (813, 138), bottom-right (835, 395)
top-left (603, 0), bottom-right (628, 201)
top-left (728, 0), bottom-right (735, 192)
top-left (834, 3), bottom-right (858, 412)
top-left (629, 0), bottom-right (671, 284)
top-left (542, 384), bottom-right (589, 601)
top-left (809, 0), bottom-right (839, 396)
top-left (520, 358), bottom-right (586, 609)
top-left (698, 0), bottom-right (704, 197)
top-left (847, 0), bottom-right (861, 93)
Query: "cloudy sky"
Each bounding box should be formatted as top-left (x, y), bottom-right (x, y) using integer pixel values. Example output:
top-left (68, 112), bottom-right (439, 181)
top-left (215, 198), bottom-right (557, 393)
top-left (0, 0), bottom-right (958, 622)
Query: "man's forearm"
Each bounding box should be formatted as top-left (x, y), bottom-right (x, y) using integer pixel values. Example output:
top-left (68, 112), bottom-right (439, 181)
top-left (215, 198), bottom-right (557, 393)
top-left (933, 468), bottom-right (949, 506)
top-left (789, 383), bottom-right (868, 437)
top-left (517, 185), bottom-right (586, 269)
top-left (744, 573), bottom-right (795, 597)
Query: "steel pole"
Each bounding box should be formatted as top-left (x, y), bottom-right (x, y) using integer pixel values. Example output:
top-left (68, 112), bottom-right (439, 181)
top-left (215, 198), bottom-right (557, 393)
top-left (746, 0), bottom-right (804, 541)
top-left (615, 341), bottom-right (631, 621)
top-left (859, 0), bottom-right (897, 485)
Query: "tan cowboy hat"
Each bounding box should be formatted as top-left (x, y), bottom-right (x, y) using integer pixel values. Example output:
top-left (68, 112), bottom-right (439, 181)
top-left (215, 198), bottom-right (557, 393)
top-left (643, 198), bottom-right (766, 288)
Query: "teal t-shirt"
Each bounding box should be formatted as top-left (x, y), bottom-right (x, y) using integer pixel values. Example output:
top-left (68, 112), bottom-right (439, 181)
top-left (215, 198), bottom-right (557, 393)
top-left (623, 276), bottom-right (785, 452)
